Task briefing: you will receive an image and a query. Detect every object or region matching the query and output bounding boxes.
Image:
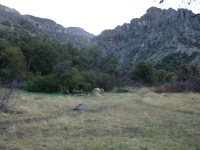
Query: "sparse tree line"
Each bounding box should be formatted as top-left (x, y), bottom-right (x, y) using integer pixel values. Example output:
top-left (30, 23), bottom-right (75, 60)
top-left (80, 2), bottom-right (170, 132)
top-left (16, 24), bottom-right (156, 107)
top-left (0, 27), bottom-right (200, 96)
top-left (131, 60), bottom-right (200, 93)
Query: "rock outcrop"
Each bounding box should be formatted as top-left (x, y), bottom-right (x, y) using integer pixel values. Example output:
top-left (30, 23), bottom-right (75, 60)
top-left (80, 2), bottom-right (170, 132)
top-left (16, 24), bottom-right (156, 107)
top-left (92, 7), bottom-right (200, 68)
top-left (92, 88), bottom-right (104, 95)
top-left (73, 104), bottom-right (93, 112)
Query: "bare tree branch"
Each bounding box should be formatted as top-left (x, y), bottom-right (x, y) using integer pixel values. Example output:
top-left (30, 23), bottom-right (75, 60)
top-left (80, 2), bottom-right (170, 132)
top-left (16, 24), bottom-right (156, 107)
top-left (0, 80), bottom-right (23, 112)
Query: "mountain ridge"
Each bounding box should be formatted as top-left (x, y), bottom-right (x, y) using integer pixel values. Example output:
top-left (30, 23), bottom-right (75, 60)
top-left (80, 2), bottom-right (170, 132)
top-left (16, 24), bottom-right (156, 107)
top-left (0, 4), bottom-right (94, 48)
top-left (1, 4), bottom-right (200, 71)
top-left (92, 7), bottom-right (200, 69)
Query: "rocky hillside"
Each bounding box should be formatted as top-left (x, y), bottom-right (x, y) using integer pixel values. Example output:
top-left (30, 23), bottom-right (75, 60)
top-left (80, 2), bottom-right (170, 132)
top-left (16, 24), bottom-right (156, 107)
top-left (1, 4), bottom-right (200, 71)
top-left (67, 27), bottom-right (94, 39)
top-left (0, 4), bottom-right (94, 48)
top-left (92, 7), bottom-right (200, 69)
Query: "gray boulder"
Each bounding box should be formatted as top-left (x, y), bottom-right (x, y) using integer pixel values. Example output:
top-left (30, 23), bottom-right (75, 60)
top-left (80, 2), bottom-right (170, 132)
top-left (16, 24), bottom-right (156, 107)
top-left (73, 103), bottom-right (93, 112)
top-left (92, 88), bottom-right (104, 94)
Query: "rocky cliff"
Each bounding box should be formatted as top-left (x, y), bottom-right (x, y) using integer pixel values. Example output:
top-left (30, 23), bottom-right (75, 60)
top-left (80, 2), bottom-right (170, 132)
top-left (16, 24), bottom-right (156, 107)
top-left (92, 7), bottom-right (200, 68)
top-left (1, 4), bottom-right (200, 70)
top-left (0, 4), bottom-right (94, 47)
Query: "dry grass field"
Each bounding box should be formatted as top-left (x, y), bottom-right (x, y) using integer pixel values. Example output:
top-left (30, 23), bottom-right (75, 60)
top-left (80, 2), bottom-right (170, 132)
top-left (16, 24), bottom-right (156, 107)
top-left (0, 88), bottom-right (200, 150)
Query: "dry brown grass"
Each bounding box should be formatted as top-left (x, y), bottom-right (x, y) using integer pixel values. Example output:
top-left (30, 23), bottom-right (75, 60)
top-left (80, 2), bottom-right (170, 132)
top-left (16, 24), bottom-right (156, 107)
top-left (0, 88), bottom-right (200, 150)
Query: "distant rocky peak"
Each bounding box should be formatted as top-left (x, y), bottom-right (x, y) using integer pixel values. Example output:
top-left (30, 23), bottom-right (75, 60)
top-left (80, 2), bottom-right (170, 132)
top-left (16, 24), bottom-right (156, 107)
top-left (67, 27), bottom-right (95, 38)
top-left (177, 8), bottom-right (194, 20)
top-left (24, 15), bottom-right (57, 24)
top-left (0, 4), bottom-right (20, 15)
top-left (92, 6), bottom-right (200, 68)
top-left (0, 4), bottom-right (95, 48)
top-left (146, 6), bottom-right (162, 16)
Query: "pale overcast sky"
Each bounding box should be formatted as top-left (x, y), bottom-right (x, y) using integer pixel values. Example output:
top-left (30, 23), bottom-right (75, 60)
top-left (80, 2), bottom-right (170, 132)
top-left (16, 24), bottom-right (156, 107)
top-left (0, 0), bottom-right (199, 35)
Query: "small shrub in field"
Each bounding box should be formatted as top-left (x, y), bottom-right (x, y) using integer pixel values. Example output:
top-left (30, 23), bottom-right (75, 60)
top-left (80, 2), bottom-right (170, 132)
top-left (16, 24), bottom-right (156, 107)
top-left (26, 74), bottom-right (60, 93)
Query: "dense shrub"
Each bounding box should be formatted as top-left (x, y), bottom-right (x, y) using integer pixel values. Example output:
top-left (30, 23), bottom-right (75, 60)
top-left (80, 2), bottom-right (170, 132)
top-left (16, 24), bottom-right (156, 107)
top-left (0, 29), bottom-right (8, 38)
top-left (0, 40), bottom-right (26, 83)
top-left (155, 69), bottom-right (174, 82)
top-left (131, 60), bottom-right (156, 85)
top-left (1, 21), bottom-right (11, 27)
top-left (26, 74), bottom-right (60, 93)
top-left (155, 52), bottom-right (199, 73)
top-left (79, 82), bottom-right (92, 92)
top-left (96, 73), bottom-right (114, 91)
top-left (81, 71), bottom-right (97, 89)
top-left (177, 63), bottom-right (200, 81)
top-left (153, 76), bottom-right (200, 93)
top-left (60, 68), bottom-right (84, 93)
top-left (81, 71), bottom-right (115, 91)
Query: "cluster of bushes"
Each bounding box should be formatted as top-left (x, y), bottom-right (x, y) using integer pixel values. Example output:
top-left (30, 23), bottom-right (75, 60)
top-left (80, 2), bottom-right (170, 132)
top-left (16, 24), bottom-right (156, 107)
top-left (153, 63), bottom-right (200, 93)
top-left (25, 69), bottom-right (116, 93)
top-left (130, 60), bottom-right (174, 85)
top-left (1, 21), bottom-right (11, 27)
top-left (131, 60), bottom-right (200, 93)
top-left (155, 52), bottom-right (199, 73)
top-left (153, 76), bottom-right (200, 93)
top-left (26, 74), bottom-right (60, 93)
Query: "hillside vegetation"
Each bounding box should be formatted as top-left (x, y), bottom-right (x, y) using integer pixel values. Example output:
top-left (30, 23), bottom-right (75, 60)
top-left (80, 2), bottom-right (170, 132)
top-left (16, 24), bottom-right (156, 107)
top-left (1, 5), bottom-right (200, 97)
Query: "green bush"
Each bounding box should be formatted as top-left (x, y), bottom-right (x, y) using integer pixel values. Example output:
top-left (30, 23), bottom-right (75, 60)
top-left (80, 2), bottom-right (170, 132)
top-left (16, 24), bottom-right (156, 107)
top-left (0, 29), bottom-right (8, 38)
top-left (60, 68), bottom-right (84, 93)
top-left (1, 21), bottom-right (11, 27)
top-left (26, 74), bottom-right (60, 93)
top-left (155, 52), bottom-right (199, 73)
top-left (82, 72), bottom-right (97, 89)
top-left (131, 60), bottom-right (156, 85)
top-left (96, 73), bottom-right (114, 91)
top-left (155, 69), bottom-right (174, 82)
top-left (79, 82), bottom-right (92, 92)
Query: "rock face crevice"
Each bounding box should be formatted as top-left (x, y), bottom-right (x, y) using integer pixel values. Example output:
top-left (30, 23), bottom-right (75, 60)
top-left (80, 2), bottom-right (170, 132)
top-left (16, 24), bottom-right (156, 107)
top-left (92, 7), bottom-right (200, 67)
top-left (0, 4), bottom-right (94, 48)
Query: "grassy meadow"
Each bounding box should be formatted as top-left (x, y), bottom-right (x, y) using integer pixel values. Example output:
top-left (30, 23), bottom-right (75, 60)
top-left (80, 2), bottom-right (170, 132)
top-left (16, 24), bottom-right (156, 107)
top-left (0, 88), bottom-right (200, 150)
